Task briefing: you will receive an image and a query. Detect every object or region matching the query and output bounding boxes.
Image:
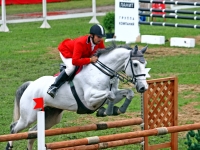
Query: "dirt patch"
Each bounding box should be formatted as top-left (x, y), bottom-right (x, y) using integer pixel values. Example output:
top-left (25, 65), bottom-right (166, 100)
top-left (179, 84), bottom-right (200, 99)
top-left (47, 47), bottom-right (60, 60)
top-left (143, 46), bottom-right (200, 60)
top-left (15, 50), bottom-right (31, 53)
top-left (186, 35), bottom-right (200, 45)
top-left (47, 35), bottom-right (200, 60)
top-left (179, 102), bottom-right (200, 125)
top-left (177, 101), bottom-right (200, 137)
top-left (178, 85), bottom-right (200, 131)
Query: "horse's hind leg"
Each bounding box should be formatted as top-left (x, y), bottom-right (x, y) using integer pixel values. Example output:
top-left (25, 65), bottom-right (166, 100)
top-left (27, 107), bottom-right (63, 150)
top-left (5, 122), bottom-right (18, 150)
top-left (6, 81), bottom-right (32, 150)
top-left (6, 117), bottom-right (33, 150)
top-left (6, 110), bottom-right (37, 150)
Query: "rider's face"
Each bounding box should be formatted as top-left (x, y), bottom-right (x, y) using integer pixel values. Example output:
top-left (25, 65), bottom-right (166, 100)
top-left (93, 35), bottom-right (103, 44)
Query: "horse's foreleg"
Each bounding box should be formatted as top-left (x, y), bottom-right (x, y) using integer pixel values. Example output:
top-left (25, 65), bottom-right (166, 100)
top-left (87, 90), bottom-right (116, 117)
top-left (94, 91), bottom-right (118, 116)
top-left (87, 90), bottom-right (115, 108)
top-left (112, 89), bottom-right (134, 115)
top-left (97, 89), bottom-right (134, 117)
top-left (96, 99), bottom-right (116, 117)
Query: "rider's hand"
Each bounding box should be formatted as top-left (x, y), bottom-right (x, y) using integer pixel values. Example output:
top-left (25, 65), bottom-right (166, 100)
top-left (90, 56), bottom-right (98, 63)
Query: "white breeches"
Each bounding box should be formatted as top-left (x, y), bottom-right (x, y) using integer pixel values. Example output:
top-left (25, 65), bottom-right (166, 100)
top-left (60, 52), bottom-right (76, 75)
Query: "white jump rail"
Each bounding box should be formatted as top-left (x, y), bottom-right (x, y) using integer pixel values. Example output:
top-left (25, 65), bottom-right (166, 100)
top-left (0, 0), bottom-right (9, 32)
top-left (0, 0), bottom-right (104, 32)
top-left (170, 0), bottom-right (200, 10)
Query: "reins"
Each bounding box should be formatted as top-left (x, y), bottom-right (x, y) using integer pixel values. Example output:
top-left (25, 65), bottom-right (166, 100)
top-left (92, 60), bottom-right (132, 84)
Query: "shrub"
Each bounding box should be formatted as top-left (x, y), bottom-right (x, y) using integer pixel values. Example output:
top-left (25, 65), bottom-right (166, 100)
top-left (103, 12), bottom-right (115, 34)
top-left (185, 130), bottom-right (200, 150)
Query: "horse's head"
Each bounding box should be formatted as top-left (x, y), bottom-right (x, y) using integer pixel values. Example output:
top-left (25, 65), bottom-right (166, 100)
top-left (124, 45), bottom-right (148, 93)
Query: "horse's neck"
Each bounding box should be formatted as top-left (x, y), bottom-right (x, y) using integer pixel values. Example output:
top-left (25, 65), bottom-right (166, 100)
top-left (99, 49), bottom-right (129, 72)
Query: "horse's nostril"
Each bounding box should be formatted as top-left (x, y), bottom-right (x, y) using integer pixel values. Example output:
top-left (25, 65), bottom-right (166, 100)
top-left (139, 87), bottom-right (145, 93)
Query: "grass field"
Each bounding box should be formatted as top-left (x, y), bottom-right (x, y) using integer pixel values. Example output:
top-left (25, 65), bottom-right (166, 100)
top-left (5, 0), bottom-right (115, 15)
top-left (0, 1), bottom-right (200, 149)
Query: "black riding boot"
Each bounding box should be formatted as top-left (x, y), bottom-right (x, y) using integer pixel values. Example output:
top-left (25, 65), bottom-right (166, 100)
top-left (47, 70), bottom-right (69, 98)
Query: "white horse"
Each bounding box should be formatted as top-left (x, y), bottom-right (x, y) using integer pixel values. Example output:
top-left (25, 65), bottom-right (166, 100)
top-left (6, 43), bottom-right (148, 150)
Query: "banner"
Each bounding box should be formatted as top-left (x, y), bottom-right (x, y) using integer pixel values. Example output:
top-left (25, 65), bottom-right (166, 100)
top-left (115, 0), bottom-right (140, 43)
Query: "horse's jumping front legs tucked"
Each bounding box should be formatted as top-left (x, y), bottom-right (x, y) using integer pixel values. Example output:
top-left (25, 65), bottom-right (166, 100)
top-left (97, 89), bottom-right (134, 117)
top-left (86, 89), bottom-right (115, 109)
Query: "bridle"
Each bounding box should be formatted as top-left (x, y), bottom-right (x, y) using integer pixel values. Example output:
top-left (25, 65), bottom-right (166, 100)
top-left (92, 50), bottom-right (146, 84)
top-left (124, 50), bottom-right (146, 84)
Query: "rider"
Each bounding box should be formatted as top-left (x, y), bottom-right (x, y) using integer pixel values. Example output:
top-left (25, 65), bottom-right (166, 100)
top-left (47, 24), bottom-right (106, 98)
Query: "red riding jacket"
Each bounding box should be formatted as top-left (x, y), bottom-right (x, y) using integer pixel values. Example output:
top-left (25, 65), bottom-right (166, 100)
top-left (58, 35), bottom-right (105, 66)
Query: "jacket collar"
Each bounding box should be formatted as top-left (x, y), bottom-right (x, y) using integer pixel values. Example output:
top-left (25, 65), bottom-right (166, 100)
top-left (86, 36), bottom-right (90, 44)
top-left (87, 35), bottom-right (96, 46)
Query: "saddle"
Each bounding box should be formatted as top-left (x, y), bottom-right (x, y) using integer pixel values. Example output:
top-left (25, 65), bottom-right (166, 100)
top-left (54, 63), bottom-right (82, 81)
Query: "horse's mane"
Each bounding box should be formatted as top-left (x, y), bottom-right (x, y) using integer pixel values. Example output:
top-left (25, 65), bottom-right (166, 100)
top-left (95, 42), bottom-right (132, 57)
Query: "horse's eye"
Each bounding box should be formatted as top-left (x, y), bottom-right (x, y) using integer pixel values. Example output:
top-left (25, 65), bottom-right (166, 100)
top-left (133, 63), bottom-right (138, 67)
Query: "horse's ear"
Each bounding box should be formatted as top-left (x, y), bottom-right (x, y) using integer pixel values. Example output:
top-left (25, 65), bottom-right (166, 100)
top-left (140, 45), bottom-right (148, 54)
top-left (133, 45), bottom-right (138, 54)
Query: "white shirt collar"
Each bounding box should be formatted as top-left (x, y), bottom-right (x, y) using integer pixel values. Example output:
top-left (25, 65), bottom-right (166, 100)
top-left (90, 37), bottom-right (96, 51)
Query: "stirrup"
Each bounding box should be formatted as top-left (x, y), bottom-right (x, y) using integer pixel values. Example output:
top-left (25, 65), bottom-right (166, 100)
top-left (47, 86), bottom-right (57, 98)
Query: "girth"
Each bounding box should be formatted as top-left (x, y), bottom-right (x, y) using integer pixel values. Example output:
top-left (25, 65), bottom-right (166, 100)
top-left (69, 81), bottom-right (106, 114)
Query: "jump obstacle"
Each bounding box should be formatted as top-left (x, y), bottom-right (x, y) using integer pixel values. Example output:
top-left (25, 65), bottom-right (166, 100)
top-left (53, 138), bottom-right (144, 150)
top-left (0, 76), bottom-right (183, 150)
top-left (139, 0), bottom-right (200, 6)
top-left (0, 118), bottom-right (143, 142)
top-left (46, 122), bottom-right (200, 149)
top-left (112, 0), bottom-right (200, 43)
top-left (44, 76), bottom-right (179, 150)
top-left (139, 0), bottom-right (200, 29)
top-left (1, 0), bottom-right (199, 33)
top-left (139, 8), bottom-right (200, 15)
top-left (0, 0), bottom-right (104, 32)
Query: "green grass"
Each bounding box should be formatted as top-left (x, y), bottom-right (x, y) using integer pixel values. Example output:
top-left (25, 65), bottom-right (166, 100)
top-left (0, 1), bottom-right (200, 149)
top-left (146, 54), bottom-right (200, 84)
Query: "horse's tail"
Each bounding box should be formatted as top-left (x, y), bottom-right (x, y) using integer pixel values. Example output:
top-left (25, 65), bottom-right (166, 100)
top-left (13, 81), bottom-right (32, 122)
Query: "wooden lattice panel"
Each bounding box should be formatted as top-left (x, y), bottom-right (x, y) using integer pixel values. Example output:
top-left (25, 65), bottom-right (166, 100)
top-left (143, 77), bottom-right (178, 150)
top-left (146, 80), bottom-right (175, 129)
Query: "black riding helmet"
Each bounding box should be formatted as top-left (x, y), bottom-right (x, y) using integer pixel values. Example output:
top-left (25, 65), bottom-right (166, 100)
top-left (89, 24), bottom-right (105, 38)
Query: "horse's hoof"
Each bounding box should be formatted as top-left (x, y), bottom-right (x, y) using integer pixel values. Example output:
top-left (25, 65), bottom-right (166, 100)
top-left (5, 142), bottom-right (13, 150)
top-left (113, 106), bottom-right (120, 116)
top-left (96, 107), bottom-right (106, 117)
